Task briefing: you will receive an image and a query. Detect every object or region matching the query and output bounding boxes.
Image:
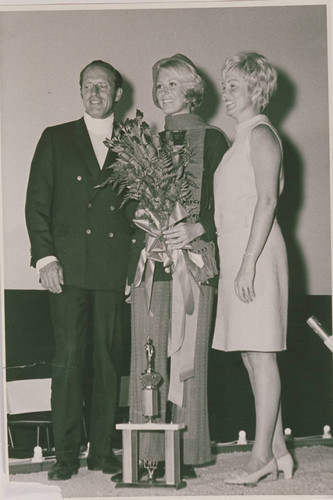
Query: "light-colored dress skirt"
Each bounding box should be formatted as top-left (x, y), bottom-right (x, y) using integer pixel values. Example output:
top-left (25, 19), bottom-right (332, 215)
top-left (213, 221), bottom-right (288, 352)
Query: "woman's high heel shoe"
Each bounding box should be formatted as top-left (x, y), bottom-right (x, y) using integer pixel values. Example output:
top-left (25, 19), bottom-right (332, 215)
top-left (276, 453), bottom-right (294, 479)
top-left (224, 458), bottom-right (278, 485)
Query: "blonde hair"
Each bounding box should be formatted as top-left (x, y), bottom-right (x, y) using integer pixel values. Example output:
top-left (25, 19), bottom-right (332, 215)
top-left (222, 52), bottom-right (277, 111)
top-left (152, 54), bottom-right (205, 110)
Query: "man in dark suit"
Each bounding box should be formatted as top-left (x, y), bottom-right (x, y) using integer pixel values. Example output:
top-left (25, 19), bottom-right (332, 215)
top-left (25, 60), bottom-right (135, 480)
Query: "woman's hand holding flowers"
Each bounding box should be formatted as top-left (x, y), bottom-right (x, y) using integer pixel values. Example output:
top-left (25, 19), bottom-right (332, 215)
top-left (164, 222), bottom-right (204, 250)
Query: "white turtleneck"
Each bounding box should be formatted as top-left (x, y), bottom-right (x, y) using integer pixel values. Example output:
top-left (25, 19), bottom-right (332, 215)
top-left (84, 112), bottom-right (114, 169)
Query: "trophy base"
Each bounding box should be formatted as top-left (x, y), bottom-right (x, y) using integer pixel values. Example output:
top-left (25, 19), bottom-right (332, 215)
top-left (115, 479), bottom-right (187, 490)
top-left (115, 422), bottom-right (187, 490)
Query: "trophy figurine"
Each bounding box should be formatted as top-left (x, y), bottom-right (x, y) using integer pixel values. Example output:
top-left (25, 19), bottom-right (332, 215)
top-left (140, 337), bottom-right (162, 422)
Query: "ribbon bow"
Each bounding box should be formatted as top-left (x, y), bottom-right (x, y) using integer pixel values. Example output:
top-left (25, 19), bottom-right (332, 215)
top-left (133, 202), bottom-right (195, 317)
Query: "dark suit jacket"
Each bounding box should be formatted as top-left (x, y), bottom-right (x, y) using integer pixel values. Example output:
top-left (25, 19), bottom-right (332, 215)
top-left (25, 117), bottom-right (136, 291)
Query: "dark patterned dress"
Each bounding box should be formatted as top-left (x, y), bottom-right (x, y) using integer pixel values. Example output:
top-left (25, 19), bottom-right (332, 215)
top-left (128, 112), bottom-right (229, 465)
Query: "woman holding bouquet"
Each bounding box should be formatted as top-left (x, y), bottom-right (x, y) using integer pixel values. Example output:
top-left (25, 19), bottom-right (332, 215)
top-left (124, 54), bottom-right (229, 479)
top-left (213, 52), bottom-right (292, 485)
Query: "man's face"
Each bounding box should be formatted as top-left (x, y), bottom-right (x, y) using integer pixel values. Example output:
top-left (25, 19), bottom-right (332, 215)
top-left (81, 65), bottom-right (122, 119)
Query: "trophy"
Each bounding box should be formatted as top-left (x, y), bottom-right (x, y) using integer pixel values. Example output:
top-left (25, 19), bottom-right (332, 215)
top-left (115, 337), bottom-right (186, 489)
top-left (140, 337), bottom-right (162, 423)
top-left (140, 337), bottom-right (161, 480)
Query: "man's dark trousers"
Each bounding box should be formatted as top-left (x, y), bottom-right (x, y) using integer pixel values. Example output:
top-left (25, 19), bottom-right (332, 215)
top-left (49, 285), bottom-right (124, 462)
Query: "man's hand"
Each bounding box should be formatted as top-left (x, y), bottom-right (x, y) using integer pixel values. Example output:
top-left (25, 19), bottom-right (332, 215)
top-left (39, 261), bottom-right (64, 294)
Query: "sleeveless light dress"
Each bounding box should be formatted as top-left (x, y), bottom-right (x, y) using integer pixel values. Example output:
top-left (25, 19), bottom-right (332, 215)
top-left (212, 114), bottom-right (288, 352)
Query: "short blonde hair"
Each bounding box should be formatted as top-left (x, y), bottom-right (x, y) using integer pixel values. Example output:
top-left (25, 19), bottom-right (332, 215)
top-left (222, 52), bottom-right (277, 111)
top-left (152, 53), bottom-right (205, 110)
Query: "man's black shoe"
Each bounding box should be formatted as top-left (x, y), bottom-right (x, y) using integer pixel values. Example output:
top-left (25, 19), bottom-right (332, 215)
top-left (181, 464), bottom-right (197, 479)
top-left (87, 453), bottom-right (121, 474)
top-left (48, 460), bottom-right (80, 481)
top-left (111, 461), bottom-right (165, 483)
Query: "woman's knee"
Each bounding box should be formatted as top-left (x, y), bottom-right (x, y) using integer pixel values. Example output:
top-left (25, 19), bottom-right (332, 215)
top-left (246, 351), bottom-right (277, 370)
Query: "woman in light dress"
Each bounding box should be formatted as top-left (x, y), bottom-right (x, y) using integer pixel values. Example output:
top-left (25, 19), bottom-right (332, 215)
top-left (213, 52), bottom-right (294, 485)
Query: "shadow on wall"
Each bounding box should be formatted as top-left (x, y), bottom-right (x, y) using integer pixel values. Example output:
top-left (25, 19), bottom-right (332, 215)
top-left (114, 76), bottom-right (134, 123)
top-left (266, 68), bottom-right (308, 294)
top-left (196, 68), bottom-right (222, 125)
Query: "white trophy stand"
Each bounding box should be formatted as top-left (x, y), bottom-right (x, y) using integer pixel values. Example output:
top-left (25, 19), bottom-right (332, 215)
top-left (115, 337), bottom-right (186, 489)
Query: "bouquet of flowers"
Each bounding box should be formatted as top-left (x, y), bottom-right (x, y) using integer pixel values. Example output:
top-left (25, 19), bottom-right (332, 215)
top-left (100, 110), bottom-right (215, 313)
top-left (101, 109), bottom-right (195, 228)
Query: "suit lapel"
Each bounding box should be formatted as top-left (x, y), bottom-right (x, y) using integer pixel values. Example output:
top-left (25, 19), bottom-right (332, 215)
top-left (98, 147), bottom-right (118, 183)
top-left (74, 118), bottom-right (101, 180)
top-left (74, 117), bottom-right (119, 200)
top-left (96, 119), bottom-right (120, 182)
